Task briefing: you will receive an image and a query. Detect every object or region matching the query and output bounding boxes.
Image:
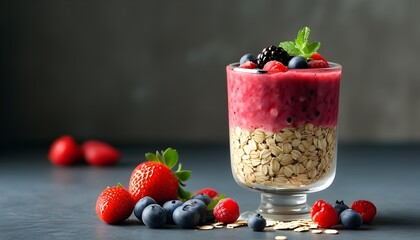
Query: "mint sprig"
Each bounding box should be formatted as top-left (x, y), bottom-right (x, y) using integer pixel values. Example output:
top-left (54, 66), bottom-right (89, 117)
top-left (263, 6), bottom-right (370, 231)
top-left (279, 26), bottom-right (320, 59)
top-left (145, 147), bottom-right (192, 201)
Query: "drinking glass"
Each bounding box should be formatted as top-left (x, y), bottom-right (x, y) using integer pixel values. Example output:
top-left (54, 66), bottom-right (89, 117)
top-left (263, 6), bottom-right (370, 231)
top-left (226, 62), bottom-right (342, 220)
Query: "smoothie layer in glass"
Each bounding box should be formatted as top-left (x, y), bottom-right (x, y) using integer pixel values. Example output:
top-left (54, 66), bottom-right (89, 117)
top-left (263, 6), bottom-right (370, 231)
top-left (227, 63), bottom-right (341, 132)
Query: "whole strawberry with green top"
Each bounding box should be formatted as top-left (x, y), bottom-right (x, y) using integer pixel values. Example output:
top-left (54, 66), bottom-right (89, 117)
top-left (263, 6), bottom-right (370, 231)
top-left (129, 148), bottom-right (191, 205)
top-left (96, 183), bottom-right (135, 224)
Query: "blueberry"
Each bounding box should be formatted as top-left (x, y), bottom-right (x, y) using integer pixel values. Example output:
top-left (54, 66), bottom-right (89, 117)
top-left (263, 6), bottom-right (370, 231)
top-left (247, 213), bottom-right (266, 231)
top-left (287, 56), bottom-right (308, 69)
top-left (340, 209), bottom-right (362, 229)
top-left (141, 204), bottom-right (167, 228)
top-left (134, 196), bottom-right (157, 223)
top-left (163, 200), bottom-right (183, 224)
top-left (172, 204), bottom-right (201, 228)
top-left (192, 193), bottom-right (212, 205)
top-left (239, 53), bottom-right (257, 65)
top-left (333, 200), bottom-right (349, 216)
top-left (184, 199), bottom-right (207, 224)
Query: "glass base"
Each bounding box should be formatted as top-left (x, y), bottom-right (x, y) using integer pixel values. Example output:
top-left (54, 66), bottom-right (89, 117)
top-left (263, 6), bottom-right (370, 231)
top-left (239, 193), bottom-right (310, 221)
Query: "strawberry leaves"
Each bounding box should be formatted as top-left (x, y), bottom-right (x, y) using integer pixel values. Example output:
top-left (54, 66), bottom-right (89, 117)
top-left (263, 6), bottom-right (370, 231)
top-left (163, 148), bottom-right (178, 169)
top-left (145, 147), bottom-right (192, 200)
top-left (279, 26), bottom-right (320, 59)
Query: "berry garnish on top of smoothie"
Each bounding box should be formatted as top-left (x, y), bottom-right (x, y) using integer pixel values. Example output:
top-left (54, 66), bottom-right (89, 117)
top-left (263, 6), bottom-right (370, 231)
top-left (238, 26), bottom-right (329, 71)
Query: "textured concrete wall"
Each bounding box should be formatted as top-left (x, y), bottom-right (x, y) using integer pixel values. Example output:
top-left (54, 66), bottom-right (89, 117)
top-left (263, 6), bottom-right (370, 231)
top-left (1, 0), bottom-right (420, 144)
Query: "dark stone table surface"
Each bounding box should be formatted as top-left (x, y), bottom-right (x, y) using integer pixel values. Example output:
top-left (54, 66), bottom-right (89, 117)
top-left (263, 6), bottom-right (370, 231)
top-left (1, 144), bottom-right (420, 239)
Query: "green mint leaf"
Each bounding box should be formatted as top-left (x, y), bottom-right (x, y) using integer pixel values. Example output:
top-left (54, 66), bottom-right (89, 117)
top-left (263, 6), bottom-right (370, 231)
top-left (175, 170), bottom-right (191, 182)
top-left (305, 42), bottom-right (320, 55)
top-left (296, 26), bottom-right (311, 48)
top-left (279, 41), bottom-right (295, 53)
top-left (280, 26), bottom-right (321, 59)
top-left (279, 41), bottom-right (301, 57)
top-left (207, 194), bottom-right (226, 210)
top-left (162, 147), bottom-right (178, 169)
top-left (145, 153), bottom-right (160, 162)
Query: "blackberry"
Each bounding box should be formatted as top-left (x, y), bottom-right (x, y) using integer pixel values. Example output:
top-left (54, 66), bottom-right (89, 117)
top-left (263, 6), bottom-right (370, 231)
top-left (256, 45), bottom-right (291, 69)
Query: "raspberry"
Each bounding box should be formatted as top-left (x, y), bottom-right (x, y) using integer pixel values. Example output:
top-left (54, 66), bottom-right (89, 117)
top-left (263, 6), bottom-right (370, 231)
top-left (239, 61), bottom-right (258, 69)
top-left (195, 188), bottom-right (218, 198)
top-left (213, 198), bottom-right (240, 224)
top-left (262, 60), bottom-right (287, 73)
top-left (308, 59), bottom-right (329, 68)
top-left (351, 200), bottom-right (377, 223)
top-left (310, 200), bottom-right (339, 228)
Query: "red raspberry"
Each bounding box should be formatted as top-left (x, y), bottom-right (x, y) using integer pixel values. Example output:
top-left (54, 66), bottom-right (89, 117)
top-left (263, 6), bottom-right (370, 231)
top-left (195, 187), bottom-right (218, 198)
top-left (308, 59), bottom-right (329, 68)
top-left (239, 61), bottom-right (258, 69)
top-left (351, 200), bottom-right (377, 223)
top-left (213, 198), bottom-right (240, 224)
top-left (262, 60), bottom-right (287, 72)
top-left (310, 200), bottom-right (339, 228)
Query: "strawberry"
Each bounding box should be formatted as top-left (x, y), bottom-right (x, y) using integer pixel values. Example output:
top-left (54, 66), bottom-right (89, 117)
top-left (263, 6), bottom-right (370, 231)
top-left (195, 187), bottom-right (218, 198)
top-left (310, 200), bottom-right (339, 228)
top-left (309, 52), bottom-right (329, 68)
top-left (81, 140), bottom-right (120, 166)
top-left (96, 183), bottom-right (135, 224)
top-left (351, 200), bottom-right (377, 223)
top-left (310, 52), bottom-right (327, 62)
top-left (262, 60), bottom-right (287, 72)
top-left (48, 135), bottom-right (82, 166)
top-left (129, 148), bottom-right (191, 204)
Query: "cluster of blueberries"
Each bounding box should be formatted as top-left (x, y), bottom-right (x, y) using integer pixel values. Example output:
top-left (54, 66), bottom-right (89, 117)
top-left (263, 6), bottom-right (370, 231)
top-left (333, 201), bottom-right (363, 229)
top-left (135, 194), bottom-right (213, 228)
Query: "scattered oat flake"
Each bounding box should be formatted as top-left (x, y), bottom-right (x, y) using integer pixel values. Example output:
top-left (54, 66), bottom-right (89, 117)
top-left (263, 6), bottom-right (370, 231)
top-left (294, 227), bottom-right (309, 232)
top-left (311, 229), bottom-right (323, 234)
top-left (236, 220), bottom-right (247, 225)
top-left (287, 224), bottom-right (300, 229)
top-left (275, 236), bottom-right (288, 240)
top-left (324, 229), bottom-right (339, 234)
top-left (309, 224), bottom-right (318, 229)
top-left (197, 225), bottom-right (214, 230)
top-left (212, 222), bottom-right (223, 228)
top-left (266, 220), bottom-right (277, 227)
top-left (226, 221), bottom-right (247, 229)
top-left (273, 224), bottom-right (290, 230)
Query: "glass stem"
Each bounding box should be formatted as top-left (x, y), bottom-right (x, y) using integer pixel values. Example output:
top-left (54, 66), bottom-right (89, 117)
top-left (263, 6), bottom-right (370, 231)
top-left (256, 193), bottom-right (310, 220)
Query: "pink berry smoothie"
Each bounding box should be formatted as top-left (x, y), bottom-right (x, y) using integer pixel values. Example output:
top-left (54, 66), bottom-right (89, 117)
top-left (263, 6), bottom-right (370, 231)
top-left (226, 63), bottom-right (341, 132)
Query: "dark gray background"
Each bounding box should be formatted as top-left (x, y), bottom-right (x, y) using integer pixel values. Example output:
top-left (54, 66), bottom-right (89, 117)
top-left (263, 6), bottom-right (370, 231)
top-left (2, 0), bottom-right (420, 146)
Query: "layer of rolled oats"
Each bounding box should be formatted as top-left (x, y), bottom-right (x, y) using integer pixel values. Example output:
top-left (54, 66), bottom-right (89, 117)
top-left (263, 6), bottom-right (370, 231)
top-left (230, 123), bottom-right (336, 188)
